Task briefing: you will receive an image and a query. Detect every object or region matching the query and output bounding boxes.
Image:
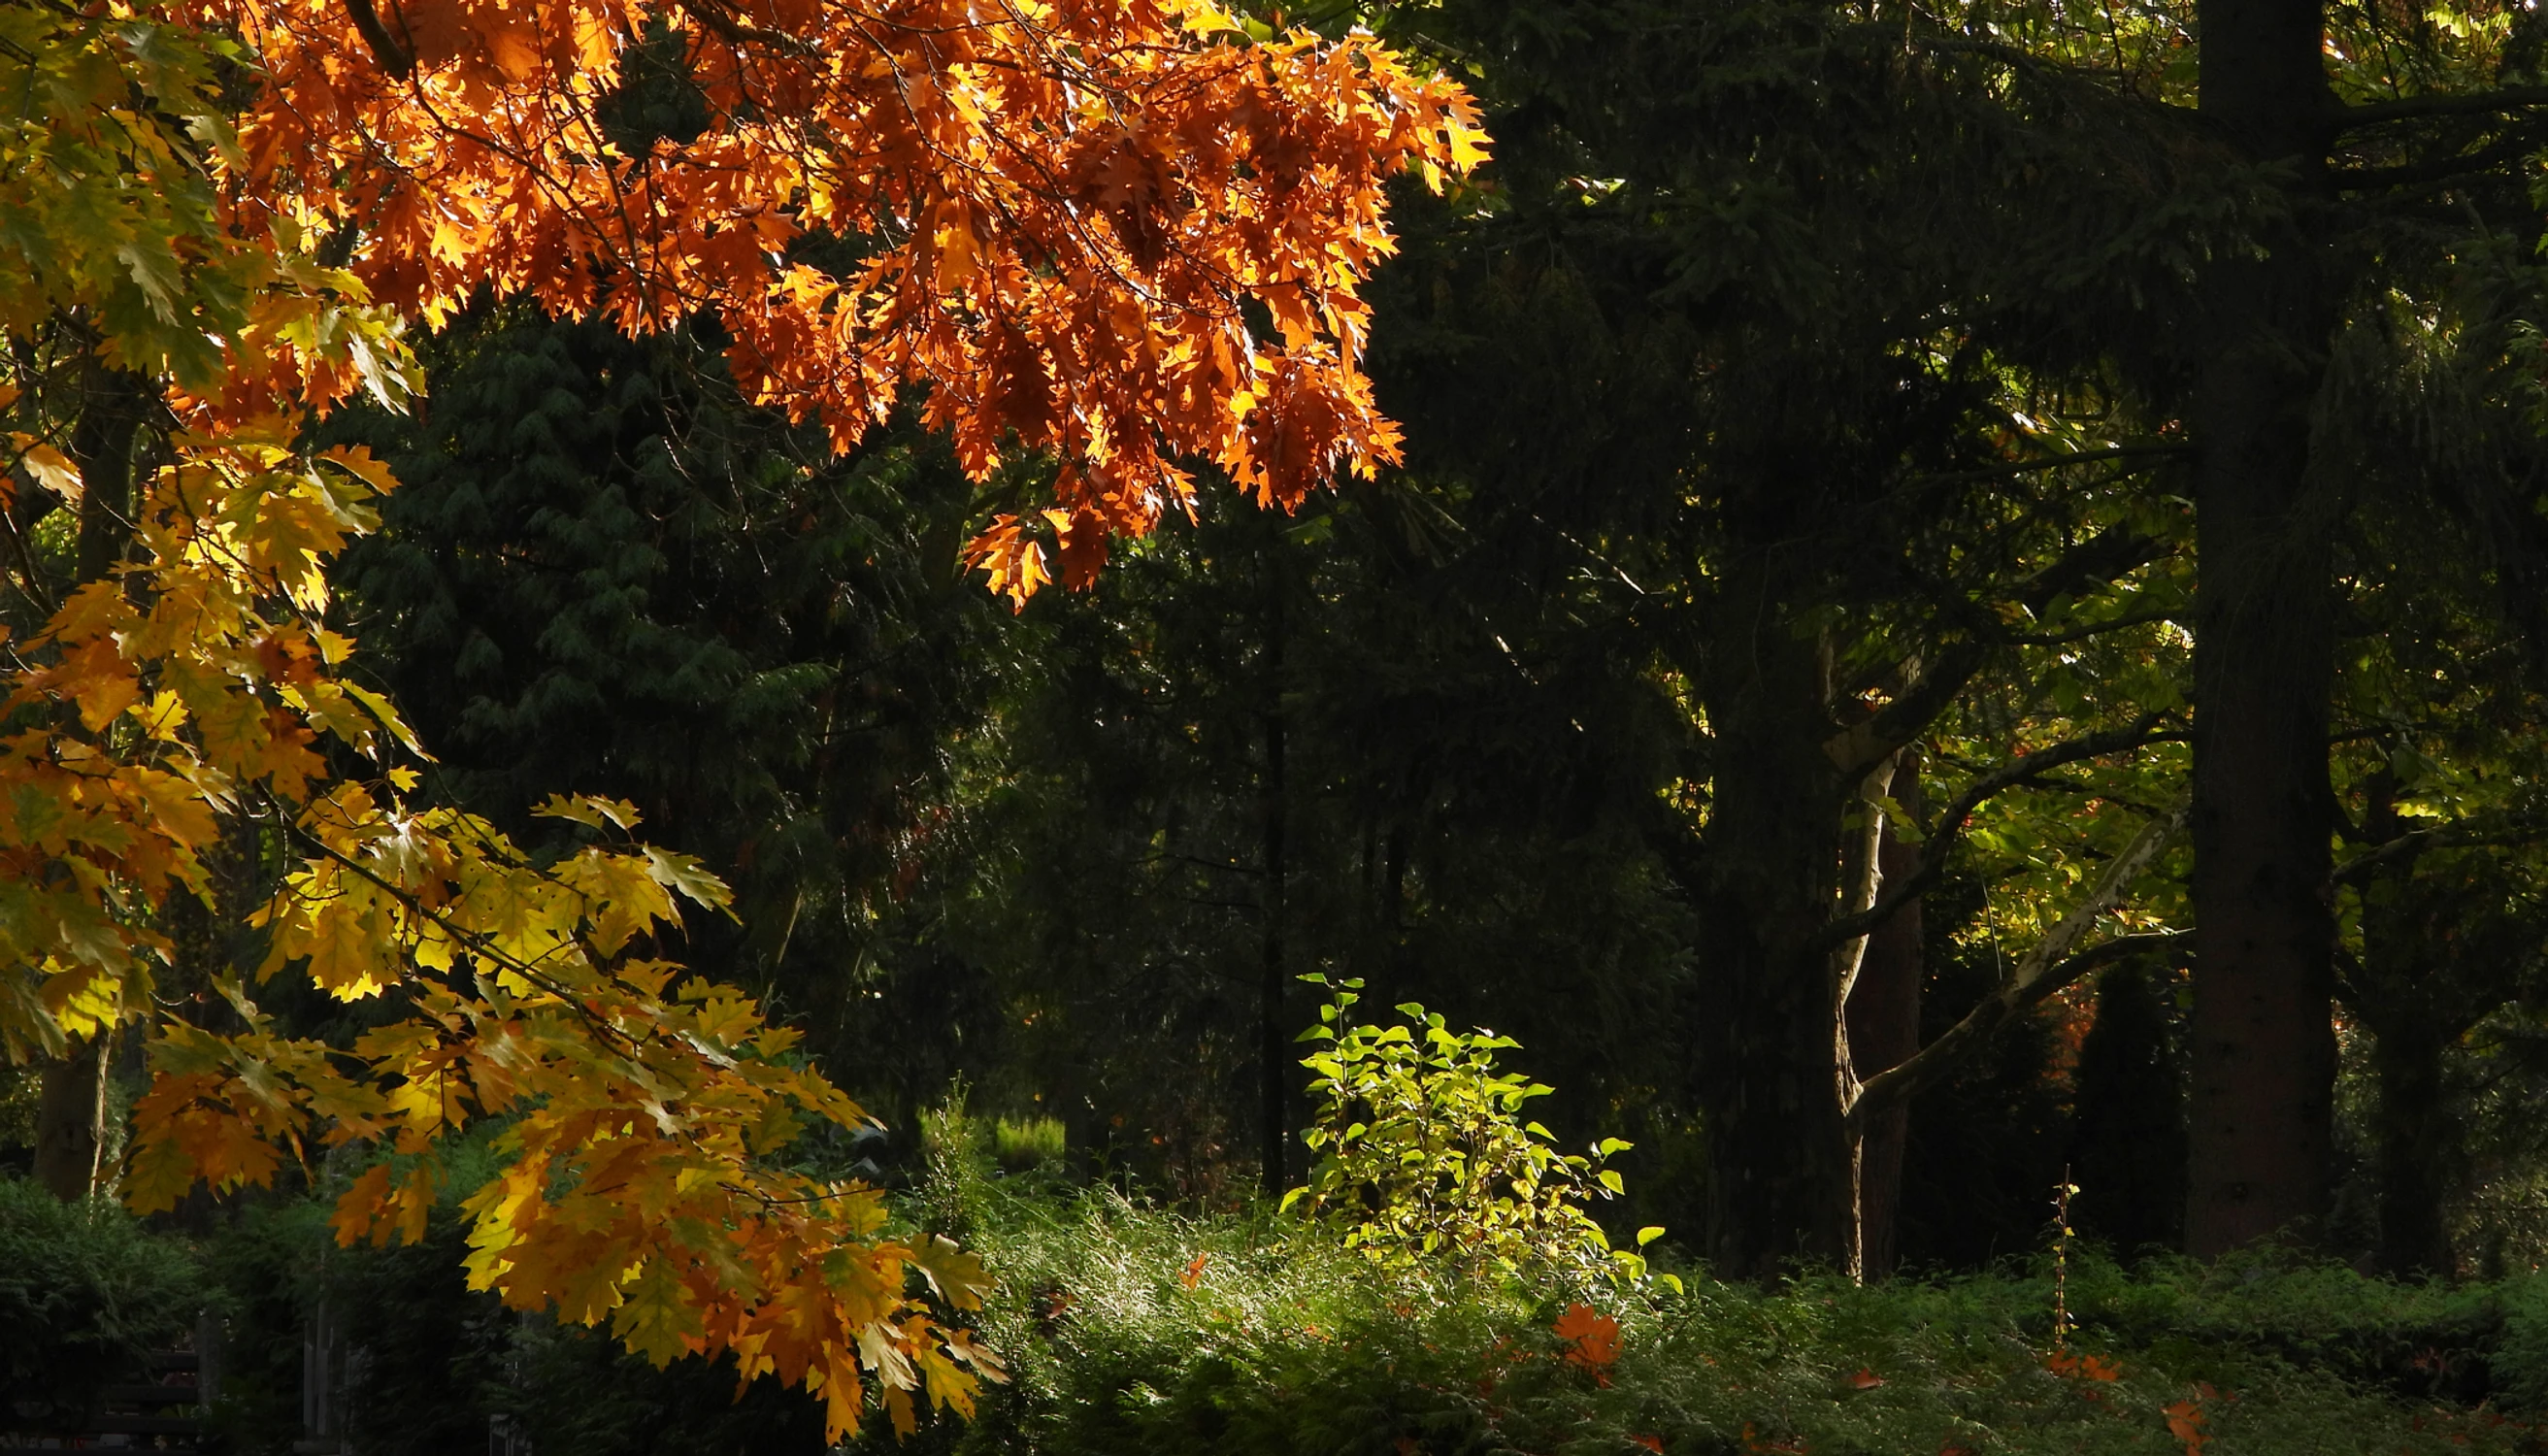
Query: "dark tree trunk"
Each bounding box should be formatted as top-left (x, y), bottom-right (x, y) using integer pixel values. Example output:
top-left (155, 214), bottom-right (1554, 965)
top-left (2367, 1010), bottom-right (2454, 1277)
top-left (1693, 566), bottom-right (1855, 1277)
top-left (2070, 961), bottom-right (2188, 1255)
top-left (2183, 0), bottom-right (2340, 1258)
top-left (1846, 803), bottom-right (1923, 1279)
top-left (1259, 540), bottom-right (1289, 1201)
top-left (30, 360), bottom-right (149, 1203)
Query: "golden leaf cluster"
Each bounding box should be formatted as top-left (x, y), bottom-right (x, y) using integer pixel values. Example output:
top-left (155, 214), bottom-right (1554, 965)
top-left (0, 0), bottom-right (1478, 1429)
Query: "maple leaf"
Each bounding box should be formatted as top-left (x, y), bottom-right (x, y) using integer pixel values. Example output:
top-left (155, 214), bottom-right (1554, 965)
top-left (1553, 1302), bottom-right (1622, 1371)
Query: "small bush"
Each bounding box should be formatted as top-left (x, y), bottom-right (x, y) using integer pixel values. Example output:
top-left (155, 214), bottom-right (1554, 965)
top-left (1284, 976), bottom-right (1654, 1285)
top-left (0, 1176), bottom-right (207, 1434)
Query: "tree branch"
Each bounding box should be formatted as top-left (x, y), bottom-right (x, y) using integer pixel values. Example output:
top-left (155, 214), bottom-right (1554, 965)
top-left (678, 0), bottom-right (824, 58)
top-left (2331, 817), bottom-right (2548, 884)
top-left (1845, 800), bottom-right (2190, 1129)
top-left (1814, 713), bottom-right (2175, 951)
top-left (1847, 929), bottom-right (2187, 1129)
top-left (344, 0), bottom-right (415, 79)
top-left (2333, 131), bottom-right (2548, 192)
top-left (2333, 86), bottom-right (2548, 129)
top-left (1826, 525), bottom-right (2163, 778)
top-left (1933, 444), bottom-right (2194, 482)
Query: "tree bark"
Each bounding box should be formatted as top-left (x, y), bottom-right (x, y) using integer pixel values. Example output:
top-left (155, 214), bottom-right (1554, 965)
top-left (2366, 1010), bottom-right (2453, 1276)
top-left (2183, 0), bottom-right (2341, 1256)
top-left (1258, 535), bottom-right (1289, 1201)
top-left (28, 357), bottom-right (149, 1202)
top-left (32, 1034), bottom-right (111, 1201)
top-left (1846, 773), bottom-right (1924, 1280)
top-left (1692, 568), bottom-right (1856, 1278)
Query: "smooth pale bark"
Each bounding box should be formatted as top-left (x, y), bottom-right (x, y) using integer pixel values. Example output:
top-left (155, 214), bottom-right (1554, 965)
top-left (1846, 803), bottom-right (1924, 1279)
top-left (2181, 0), bottom-right (2342, 1258)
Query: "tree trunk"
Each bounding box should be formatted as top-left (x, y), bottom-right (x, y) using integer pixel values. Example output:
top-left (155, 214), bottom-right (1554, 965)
top-left (2183, 0), bottom-right (2340, 1256)
top-left (1258, 536), bottom-right (1289, 1201)
top-left (29, 359), bottom-right (149, 1202)
top-left (1846, 781), bottom-right (1923, 1279)
top-left (2070, 960), bottom-right (2187, 1255)
top-left (2367, 1009), bottom-right (2454, 1277)
top-left (1693, 569), bottom-right (1855, 1277)
top-left (33, 1034), bottom-right (110, 1201)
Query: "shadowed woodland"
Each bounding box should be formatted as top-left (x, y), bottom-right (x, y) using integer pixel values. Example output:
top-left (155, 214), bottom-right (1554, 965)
top-left (20, 0), bottom-right (2548, 1445)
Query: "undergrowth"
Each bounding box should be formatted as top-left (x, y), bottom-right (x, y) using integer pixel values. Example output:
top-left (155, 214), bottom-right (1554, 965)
top-left (20, 1164), bottom-right (2548, 1454)
top-left (856, 1179), bottom-right (2548, 1456)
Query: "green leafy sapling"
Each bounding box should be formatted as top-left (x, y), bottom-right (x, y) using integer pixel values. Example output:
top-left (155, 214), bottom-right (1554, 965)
top-left (1283, 976), bottom-right (1670, 1287)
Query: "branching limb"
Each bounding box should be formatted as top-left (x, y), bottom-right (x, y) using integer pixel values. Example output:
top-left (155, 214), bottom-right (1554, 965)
top-left (1932, 444), bottom-right (2195, 482)
top-left (678, 0), bottom-right (824, 58)
top-left (2332, 816), bottom-right (2548, 884)
top-left (1844, 800), bottom-right (2190, 1130)
top-left (2334, 130), bottom-right (2548, 192)
top-left (2334, 85), bottom-right (2548, 129)
top-left (1815, 713), bottom-right (2175, 952)
top-left (1828, 525), bottom-right (2164, 778)
top-left (344, 0), bottom-right (414, 79)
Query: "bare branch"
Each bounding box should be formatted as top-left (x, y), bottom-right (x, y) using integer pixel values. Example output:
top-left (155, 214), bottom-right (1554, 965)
top-left (1845, 800), bottom-right (2190, 1129)
top-left (1814, 713), bottom-right (2175, 951)
top-left (2334, 86), bottom-right (2548, 130)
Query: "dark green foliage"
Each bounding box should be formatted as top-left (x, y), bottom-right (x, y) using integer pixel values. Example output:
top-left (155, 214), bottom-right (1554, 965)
top-left (0, 1177), bottom-right (206, 1434)
top-left (201, 1191), bottom-right (831, 1456)
top-left (336, 306), bottom-right (1007, 1032)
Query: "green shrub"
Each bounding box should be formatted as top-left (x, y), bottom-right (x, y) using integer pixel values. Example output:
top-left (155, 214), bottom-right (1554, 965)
top-left (0, 1176), bottom-right (207, 1434)
top-left (1284, 976), bottom-right (1657, 1286)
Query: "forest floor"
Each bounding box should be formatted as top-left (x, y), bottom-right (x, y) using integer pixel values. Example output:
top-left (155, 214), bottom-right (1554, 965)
top-left (22, 1168), bottom-right (2548, 1455)
top-left (874, 1178), bottom-right (2548, 1456)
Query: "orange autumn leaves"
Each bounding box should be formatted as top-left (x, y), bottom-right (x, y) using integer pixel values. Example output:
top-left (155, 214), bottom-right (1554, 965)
top-left (185, 0), bottom-right (1490, 604)
top-left (6, 0), bottom-right (1480, 1439)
